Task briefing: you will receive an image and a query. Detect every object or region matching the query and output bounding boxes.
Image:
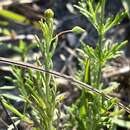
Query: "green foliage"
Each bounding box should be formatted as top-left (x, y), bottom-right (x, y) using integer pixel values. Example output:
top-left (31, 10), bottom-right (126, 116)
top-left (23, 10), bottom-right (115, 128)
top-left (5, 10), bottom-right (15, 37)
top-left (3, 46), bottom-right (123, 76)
top-left (3, 101), bottom-right (32, 124)
top-left (0, 1), bottom-right (128, 130)
top-left (1, 9), bottom-right (59, 130)
top-left (74, 0), bottom-right (126, 34)
top-left (64, 0), bottom-right (128, 130)
top-left (75, 0), bottom-right (127, 86)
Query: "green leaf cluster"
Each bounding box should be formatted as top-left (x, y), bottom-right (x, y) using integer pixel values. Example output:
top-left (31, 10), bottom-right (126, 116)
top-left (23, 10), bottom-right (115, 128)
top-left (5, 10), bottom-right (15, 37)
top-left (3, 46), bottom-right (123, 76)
top-left (65, 0), bottom-right (128, 130)
top-left (1, 9), bottom-right (59, 130)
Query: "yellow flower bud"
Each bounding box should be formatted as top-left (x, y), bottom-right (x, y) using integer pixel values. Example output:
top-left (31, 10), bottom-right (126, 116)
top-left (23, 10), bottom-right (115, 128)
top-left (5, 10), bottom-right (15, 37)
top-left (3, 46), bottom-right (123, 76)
top-left (44, 9), bottom-right (54, 18)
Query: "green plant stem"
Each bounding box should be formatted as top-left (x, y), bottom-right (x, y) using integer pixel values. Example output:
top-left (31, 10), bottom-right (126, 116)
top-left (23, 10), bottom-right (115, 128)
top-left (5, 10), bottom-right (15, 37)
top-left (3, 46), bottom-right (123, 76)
top-left (96, 0), bottom-right (105, 88)
top-left (96, 33), bottom-right (103, 88)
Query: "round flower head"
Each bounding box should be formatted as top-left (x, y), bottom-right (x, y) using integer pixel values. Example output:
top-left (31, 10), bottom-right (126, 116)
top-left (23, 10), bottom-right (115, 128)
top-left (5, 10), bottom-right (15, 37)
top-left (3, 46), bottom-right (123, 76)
top-left (44, 9), bottom-right (54, 19)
